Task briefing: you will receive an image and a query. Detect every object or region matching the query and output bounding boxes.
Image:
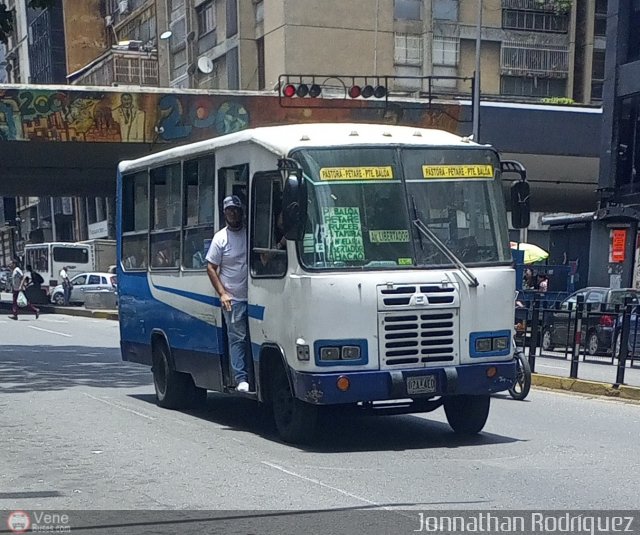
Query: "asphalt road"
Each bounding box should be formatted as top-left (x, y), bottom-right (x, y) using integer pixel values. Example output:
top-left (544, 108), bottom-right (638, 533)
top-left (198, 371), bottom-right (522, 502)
top-left (1, 314), bottom-right (640, 516)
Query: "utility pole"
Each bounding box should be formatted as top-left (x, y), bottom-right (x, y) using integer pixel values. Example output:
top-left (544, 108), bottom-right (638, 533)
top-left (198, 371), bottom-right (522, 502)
top-left (472, 0), bottom-right (482, 141)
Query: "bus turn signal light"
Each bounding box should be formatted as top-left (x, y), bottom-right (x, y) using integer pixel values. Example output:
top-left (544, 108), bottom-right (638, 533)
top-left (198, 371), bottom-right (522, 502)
top-left (336, 376), bottom-right (350, 391)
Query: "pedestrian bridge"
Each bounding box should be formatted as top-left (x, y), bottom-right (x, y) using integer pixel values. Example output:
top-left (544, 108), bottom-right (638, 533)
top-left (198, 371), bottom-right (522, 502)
top-left (0, 84), bottom-right (601, 212)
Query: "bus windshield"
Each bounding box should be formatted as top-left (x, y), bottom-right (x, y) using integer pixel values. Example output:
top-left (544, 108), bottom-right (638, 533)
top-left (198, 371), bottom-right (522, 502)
top-left (293, 146), bottom-right (510, 270)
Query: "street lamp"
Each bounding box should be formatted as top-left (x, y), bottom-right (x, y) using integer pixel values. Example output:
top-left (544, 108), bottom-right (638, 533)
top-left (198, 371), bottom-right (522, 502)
top-left (472, 0), bottom-right (483, 141)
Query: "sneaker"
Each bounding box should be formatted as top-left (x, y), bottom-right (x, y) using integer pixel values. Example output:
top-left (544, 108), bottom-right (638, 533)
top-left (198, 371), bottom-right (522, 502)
top-left (8, 315), bottom-right (17, 321)
top-left (236, 381), bottom-right (250, 393)
top-left (35, 309), bottom-right (40, 319)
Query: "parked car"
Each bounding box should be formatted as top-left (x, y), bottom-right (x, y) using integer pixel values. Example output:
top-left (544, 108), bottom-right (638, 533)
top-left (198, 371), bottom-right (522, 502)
top-left (0, 269), bottom-right (10, 292)
top-left (50, 272), bottom-right (117, 305)
top-left (541, 287), bottom-right (640, 355)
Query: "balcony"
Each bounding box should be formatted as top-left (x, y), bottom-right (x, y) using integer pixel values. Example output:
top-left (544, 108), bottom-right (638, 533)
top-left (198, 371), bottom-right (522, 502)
top-left (69, 49), bottom-right (159, 87)
top-left (501, 41), bottom-right (569, 77)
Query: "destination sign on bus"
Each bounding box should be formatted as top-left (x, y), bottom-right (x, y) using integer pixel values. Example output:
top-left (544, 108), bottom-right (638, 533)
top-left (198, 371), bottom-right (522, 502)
top-left (422, 164), bottom-right (494, 179)
top-left (320, 166), bottom-right (394, 180)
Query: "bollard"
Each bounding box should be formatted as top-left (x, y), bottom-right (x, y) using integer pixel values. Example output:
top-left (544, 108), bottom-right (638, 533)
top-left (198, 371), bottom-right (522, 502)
top-left (615, 296), bottom-right (632, 386)
top-left (569, 294), bottom-right (584, 379)
top-left (527, 297), bottom-right (540, 373)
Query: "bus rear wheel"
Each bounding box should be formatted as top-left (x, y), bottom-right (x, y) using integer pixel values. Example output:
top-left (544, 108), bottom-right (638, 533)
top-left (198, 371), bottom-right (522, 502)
top-left (270, 367), bottom-right (318, 444)
top-left (443, 394), bottom-right (490, 435)
top-left (152, 340), bottom-right (206, 410)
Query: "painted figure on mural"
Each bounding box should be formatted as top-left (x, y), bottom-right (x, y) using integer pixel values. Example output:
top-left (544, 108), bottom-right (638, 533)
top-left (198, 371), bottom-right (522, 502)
top-left (112, 93), bottom-right (146, 142)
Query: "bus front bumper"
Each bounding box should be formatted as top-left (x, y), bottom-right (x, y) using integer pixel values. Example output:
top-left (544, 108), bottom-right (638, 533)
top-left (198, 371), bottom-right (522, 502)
top-left (290, 361), bottom-right (516, 405)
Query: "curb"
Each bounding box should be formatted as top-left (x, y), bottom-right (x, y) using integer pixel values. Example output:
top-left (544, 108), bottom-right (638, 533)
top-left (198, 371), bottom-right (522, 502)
top-left (533, 373), bottom-right (640, 401)
top-left (45, 305), bottom-right (119, 321)
top-left (1, 302), bottom-right (118, 321)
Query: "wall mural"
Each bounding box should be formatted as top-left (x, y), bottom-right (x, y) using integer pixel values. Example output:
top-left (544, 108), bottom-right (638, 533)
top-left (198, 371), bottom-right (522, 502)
top-left (0, 87), bottom-right (462, 144)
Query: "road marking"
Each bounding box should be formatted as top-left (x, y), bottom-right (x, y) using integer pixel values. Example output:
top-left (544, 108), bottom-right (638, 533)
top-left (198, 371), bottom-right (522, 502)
top-left (537, 364), bottom-right (567, 371)
top-left (28, 325), bottom-right (72, 338)
top-left (82, 392), bottom-right (157, 421)
top-left (41, 318), bottom-right (69, 324)
top-left (262, 461), bottom-right (380, 507)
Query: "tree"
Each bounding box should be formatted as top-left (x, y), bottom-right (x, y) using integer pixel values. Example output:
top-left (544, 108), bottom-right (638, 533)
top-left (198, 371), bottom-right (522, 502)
top-left (535, 0), bottom-right (573, 14)
top-left (0, 0), bottom-right (55, 44)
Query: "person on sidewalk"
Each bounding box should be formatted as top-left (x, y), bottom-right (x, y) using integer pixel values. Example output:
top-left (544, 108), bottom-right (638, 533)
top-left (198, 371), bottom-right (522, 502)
top-left (60, 266), bottom-right (72, 306)
top-left (206, 195), bottom-right (251, 393)
top-left (9, 258), bottom-right (39, 320)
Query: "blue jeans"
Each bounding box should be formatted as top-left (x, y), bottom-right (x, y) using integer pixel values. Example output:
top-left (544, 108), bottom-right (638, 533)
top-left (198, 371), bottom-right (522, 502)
top-left (222, 301), bottom-right (249, 384)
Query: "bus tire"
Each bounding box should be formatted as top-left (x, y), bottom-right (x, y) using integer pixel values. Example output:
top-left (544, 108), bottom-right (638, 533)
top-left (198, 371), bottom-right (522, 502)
top-left (443, 394), bottom-right (490, 435)
top-left (270, 366), bottom-right (318, 444)
top-left (152, 339), bottom-right (206, 409)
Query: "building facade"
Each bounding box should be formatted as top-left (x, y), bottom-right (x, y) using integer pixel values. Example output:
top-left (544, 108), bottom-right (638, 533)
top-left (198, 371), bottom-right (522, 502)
top-left (593, 0), bottom-right (640, 288)
top-left (0, 0), bottom-right (609, 256)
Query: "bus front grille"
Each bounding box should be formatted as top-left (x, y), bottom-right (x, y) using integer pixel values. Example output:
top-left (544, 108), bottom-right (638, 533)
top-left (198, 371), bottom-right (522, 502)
top-left (379, 310), bottom-right (459, 368)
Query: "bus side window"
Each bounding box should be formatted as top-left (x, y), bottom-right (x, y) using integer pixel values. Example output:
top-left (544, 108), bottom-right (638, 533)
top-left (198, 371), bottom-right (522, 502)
top-left (218, 164), bottom-right (249, 228)
top-left (251, 175), bottom-right (286, 278)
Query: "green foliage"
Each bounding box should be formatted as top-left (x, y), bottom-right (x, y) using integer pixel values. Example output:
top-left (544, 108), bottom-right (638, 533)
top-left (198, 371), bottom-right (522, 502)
top-left (541, 97), bottom-right (576, 105)
top-left (535, 0), bottom-right (573, 14)
top-left (0, 0), bottom-right (55, 44)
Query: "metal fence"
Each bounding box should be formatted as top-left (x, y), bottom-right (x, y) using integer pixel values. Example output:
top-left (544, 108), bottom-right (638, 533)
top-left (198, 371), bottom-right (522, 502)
top-left (515, 294), bottom-right (640, 387)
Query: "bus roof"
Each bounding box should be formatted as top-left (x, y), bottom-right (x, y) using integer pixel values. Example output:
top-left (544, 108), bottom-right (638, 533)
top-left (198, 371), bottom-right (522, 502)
top-left (118, 123), bottom-right (483, 174)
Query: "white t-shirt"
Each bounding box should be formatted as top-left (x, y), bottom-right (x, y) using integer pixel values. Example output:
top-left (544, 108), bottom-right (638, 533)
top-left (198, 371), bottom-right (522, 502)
top-left (11, 267), bottom-right (23, 291)
top-left (205, 226), bottom-right (247, 302)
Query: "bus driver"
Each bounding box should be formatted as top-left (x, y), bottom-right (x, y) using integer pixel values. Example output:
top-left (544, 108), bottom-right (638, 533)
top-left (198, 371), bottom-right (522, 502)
top-left (206, 195), bottom-right (251, 393)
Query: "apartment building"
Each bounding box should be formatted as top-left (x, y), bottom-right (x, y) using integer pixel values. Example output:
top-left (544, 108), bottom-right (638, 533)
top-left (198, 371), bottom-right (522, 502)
top-left (156, 0), bottom-right (605, 103)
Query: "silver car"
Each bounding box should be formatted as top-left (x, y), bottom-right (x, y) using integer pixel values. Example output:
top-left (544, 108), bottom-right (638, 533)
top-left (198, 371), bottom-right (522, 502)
top-left (50, 272), bottom-right (117, 305)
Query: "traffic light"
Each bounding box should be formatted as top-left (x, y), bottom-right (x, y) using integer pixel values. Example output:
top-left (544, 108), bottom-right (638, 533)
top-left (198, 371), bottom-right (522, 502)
top-left (281, 83), bottom-right (322, 98)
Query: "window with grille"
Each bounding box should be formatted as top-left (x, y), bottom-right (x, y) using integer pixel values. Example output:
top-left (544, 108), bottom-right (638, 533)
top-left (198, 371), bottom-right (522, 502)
top-left (502, 9), bottom-right (568, 32)
top-left (500, 75), bottom-right (566, 97)
top-left (433, 37), bottom-right (459, 66)
top-left (197, 1), bottom-right (215, 36)
top-left (394, 34), bottom-right (422, 66)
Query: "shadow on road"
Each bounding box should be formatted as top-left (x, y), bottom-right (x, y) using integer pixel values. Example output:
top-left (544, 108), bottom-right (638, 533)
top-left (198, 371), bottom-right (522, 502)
top-left (131, 392), bottom-right (522, 453)
top-left (0, 345), bottom-right (151, 393)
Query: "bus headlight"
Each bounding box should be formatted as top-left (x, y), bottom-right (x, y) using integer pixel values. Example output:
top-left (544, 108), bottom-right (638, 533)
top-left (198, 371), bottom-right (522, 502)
top-left (320, 347), bottom-right (341, 361)
top-left (492, 336), bottom-right (509, 351)
top-left (475, 338), bottom-right (492, 353)
top-left (341, 346), bottom-right (361, 360)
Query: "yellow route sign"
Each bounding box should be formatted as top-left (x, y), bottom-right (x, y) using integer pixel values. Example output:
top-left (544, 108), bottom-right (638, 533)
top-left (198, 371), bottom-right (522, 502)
top-left (422, 164), bottom-right (494, 180)
top-left (320, 166), bottom-right (394, 180)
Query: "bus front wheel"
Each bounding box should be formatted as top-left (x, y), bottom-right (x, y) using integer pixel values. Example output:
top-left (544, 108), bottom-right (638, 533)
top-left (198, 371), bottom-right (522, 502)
top-left (443, 394), bottom-right (490, 435)
top-left (152, 340), bottom-right (206, 410)
top-left (270, 368), bottom-right (318, 444)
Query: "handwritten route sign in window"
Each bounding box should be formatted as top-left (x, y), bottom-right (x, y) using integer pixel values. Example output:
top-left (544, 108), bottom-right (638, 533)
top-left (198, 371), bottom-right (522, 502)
top-left (322, 207), bottom-right (365, 261)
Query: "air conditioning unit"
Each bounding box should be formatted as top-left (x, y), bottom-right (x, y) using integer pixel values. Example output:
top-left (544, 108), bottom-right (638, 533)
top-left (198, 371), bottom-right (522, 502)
top-left (118, 0), bottom-right (129, 14)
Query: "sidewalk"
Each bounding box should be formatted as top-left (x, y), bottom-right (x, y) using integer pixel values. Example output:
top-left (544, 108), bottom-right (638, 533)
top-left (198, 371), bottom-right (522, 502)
top-left (0, 292), bottom-right (118, 320)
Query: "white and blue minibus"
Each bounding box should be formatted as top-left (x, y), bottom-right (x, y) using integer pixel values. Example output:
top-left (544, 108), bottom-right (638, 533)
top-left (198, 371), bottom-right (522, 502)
top-left (117, 123), bottom-right (526, 443)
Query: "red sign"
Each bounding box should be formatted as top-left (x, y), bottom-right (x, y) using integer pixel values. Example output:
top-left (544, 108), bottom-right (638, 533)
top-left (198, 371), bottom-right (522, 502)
top-left (611, 229), bottom-right (627, 263)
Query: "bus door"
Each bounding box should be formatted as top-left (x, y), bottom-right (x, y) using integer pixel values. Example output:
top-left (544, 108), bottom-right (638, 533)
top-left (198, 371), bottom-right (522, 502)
top-left (249, 172), bottom-right (288, 372)
top-left (217, 163), bottom-right (251, 388)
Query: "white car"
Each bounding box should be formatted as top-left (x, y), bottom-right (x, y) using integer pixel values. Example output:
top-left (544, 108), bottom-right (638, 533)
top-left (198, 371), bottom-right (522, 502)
top-left (50, 272), bottom-right (117, 305)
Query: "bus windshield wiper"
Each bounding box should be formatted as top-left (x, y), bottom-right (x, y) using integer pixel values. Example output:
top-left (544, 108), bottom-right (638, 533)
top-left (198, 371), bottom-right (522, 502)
top-left (412, 218), bottom-right (480, 288)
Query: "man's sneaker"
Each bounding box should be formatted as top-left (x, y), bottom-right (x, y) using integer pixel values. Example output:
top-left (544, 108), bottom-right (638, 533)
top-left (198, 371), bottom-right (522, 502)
top-left (8, 315), bottom-right (17, 321)
top-left (236, 381), bottom-right (250, 393)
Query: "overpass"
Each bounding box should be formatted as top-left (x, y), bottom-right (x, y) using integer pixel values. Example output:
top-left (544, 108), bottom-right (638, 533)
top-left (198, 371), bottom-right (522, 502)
top-left (0, 84), bottom-right (601, 212)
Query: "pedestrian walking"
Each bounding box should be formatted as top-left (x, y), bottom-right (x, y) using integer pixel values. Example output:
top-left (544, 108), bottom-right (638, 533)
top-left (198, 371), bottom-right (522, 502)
top-left (60, 266), bottom-right (72, 306)
top-left (8, 258), bottom-right (39, 320)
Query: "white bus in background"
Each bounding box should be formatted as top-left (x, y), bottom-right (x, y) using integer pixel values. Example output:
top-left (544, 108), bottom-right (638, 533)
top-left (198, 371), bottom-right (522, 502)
top-left (24, 240), bottom-right (115, 290)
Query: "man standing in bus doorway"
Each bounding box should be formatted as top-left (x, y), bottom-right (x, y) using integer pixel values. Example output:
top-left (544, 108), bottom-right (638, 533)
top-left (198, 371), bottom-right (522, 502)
top-left (206, 195), bottom-right (251, 393)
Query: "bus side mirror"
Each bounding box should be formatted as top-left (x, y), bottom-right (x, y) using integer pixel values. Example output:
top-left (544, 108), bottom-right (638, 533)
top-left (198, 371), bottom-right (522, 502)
top-left (510, 180), bottom-right (530, 229)
top-left (282, 170), bottom-right (307, 240)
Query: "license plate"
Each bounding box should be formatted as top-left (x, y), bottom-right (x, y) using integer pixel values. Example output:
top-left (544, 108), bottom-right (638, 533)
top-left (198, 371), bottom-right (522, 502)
top-left (406, 375), bottom-right (437, 395)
